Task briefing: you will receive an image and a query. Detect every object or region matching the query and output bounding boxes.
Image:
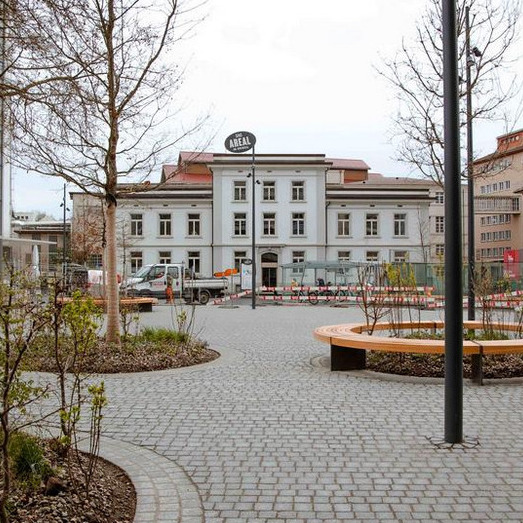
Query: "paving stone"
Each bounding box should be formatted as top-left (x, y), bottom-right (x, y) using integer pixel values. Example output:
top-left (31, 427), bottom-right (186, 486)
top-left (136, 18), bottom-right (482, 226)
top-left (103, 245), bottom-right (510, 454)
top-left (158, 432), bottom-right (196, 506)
top-left (33, 304), bottom-right (523, 522)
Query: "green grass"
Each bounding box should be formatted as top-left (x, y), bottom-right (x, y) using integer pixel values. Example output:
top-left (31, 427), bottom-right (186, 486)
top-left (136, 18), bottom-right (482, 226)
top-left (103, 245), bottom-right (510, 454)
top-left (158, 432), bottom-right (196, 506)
top-left (138, 327), bottom-right (189, 344)
top-left (9, 432), bottom-right (54, 489)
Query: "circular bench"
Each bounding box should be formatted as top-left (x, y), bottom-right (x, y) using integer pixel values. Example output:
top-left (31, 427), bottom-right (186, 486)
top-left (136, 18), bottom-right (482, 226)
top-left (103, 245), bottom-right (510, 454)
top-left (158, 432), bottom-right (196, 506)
top-left (313, 320), bottom-right (523, 381)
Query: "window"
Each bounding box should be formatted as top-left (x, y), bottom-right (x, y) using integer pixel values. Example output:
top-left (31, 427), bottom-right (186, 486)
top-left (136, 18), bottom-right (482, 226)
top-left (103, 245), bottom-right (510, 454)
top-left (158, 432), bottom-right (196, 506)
top-left (263, 213), bottom-right (276, 236)
top-left (292, 213), bottom-right (305, 236)
top-left (234, 250), bottom-right (248, 270)
top-left (188, 213), bottom-right (201, 236)
top-left (292, 251), bottom-right (305, 264)
top-left (159, 251), bottom-right (171, 264)
top-left (435, 191), bottom-right (444, 204)
top-left (130, 213), bottom-right (143, 236)
top-left (48, 235), bottom-right (58, 257)
top-left (234, 213), bottom-right (247, 236)
top-left (234, 181), bottom-right (246, 201)
top-left (365, 213), bottom-right (379, 236)
top-left (338, 251), bottom-right (351, 262)
top-left (337, 213), bottom-right (350, 237)
top-left (393, 251), bottom-right (408, 262)
top-left (435, 244), bottom-right (444, 257)
top-left (394, 213), bottom-right (407, 237)
top-left (435, 216), bottom-right (444, 234)
top-left (88, 254), bottom-right (102, 268)
top-left (130, 251), bottom-right (143, 273)
top-left (366, 251), bottom-right (379, 262)
top-left (292, 251), bottom-right (305, 273)
top-left (263, 181), bottom-right (275, 201)
top-left (187, 251), bottom-right (200, 274)
top-left (159, 213), bottom-right (172, 236)
top-left (292, 181), bottom-right (304, 201)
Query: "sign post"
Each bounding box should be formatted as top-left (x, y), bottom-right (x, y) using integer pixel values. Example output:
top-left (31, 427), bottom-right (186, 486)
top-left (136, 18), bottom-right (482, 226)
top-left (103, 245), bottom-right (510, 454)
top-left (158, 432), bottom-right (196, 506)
top-left (225, 131), bottom-right (257, 310)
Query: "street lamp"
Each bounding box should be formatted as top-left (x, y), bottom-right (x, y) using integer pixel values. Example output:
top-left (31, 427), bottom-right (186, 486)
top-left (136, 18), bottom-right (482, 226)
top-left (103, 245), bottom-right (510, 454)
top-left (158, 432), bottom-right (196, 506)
top-left (466, 6), bottom-right (482, 322)
top-left (465, 6), bottom-right (483, 383)
top-left (60, 183), bottom-right (70, 275)
top-left (443, 0), bottom-right (464, 444)
top-left (224, 131), bottom-right (257, 309)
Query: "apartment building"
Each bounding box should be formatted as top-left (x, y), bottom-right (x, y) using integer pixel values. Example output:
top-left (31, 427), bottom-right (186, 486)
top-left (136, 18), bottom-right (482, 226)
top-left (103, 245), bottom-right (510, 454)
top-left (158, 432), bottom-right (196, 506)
top-left (473, 129), bottom-right (523, 262)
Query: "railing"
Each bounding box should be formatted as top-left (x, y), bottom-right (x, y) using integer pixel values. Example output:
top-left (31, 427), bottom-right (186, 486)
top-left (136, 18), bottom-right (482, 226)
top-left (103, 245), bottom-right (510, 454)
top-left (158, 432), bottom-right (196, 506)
top-left (475, 196), bottom-right (520, 213)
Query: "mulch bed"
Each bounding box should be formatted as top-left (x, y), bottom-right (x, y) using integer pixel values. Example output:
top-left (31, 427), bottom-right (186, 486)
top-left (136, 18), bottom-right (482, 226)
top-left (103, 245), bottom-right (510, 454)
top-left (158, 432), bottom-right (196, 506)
top-left (367, 352), bottom-right (523, 379)
top-left (10, 440), bottom-right (136, 523)
top-left (26, 338), bottom-right (219, 374)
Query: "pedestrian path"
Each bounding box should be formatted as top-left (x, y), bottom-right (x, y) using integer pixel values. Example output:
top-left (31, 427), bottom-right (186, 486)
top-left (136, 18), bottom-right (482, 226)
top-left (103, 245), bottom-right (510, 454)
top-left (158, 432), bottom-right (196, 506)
top-left (95, 305), bottom-right (523, 521)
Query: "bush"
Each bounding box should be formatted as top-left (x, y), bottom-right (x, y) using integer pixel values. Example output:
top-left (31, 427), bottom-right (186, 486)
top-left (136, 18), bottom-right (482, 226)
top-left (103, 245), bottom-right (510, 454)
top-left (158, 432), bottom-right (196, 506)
top-left (9, 432), bottom-right (54, 489)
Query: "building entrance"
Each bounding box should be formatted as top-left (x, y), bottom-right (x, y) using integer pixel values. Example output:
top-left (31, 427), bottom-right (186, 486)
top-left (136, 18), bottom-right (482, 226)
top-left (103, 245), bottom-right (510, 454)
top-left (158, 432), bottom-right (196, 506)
top-left (261, 252), bottom-right (278, 288)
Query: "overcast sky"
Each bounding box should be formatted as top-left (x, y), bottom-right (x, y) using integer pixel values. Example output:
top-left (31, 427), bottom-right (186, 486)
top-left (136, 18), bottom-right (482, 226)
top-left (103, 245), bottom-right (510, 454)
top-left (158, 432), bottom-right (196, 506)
top-left (13, 0), bottom-right (523, 218)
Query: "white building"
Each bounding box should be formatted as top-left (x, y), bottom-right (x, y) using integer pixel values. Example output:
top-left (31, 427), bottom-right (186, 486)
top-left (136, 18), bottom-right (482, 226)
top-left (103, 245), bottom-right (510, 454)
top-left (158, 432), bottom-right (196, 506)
top-left (72, 151), bottom-right (438, 286)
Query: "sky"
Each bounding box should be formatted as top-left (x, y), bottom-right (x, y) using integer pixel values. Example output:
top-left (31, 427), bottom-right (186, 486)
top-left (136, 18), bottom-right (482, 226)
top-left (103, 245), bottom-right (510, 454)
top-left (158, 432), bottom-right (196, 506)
top-left (12, 0), bottom-right (523, 219)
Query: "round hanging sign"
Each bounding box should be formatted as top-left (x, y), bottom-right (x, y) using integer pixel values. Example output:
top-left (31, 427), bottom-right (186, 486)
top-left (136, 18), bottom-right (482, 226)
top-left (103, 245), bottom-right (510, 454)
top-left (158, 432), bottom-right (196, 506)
top-left (224, 131), bottom-right (256, 153)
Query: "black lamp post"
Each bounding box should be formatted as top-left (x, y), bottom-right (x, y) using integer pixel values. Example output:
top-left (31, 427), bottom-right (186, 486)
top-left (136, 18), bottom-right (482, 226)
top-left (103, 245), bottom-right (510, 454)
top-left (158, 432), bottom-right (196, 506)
top-left (443, 0), bottom-right (464, 444)
top-left (60, 183), bottom-right (70, 275)
top-left (224, 131), bottom-right (257, 309)
top-left (466, 5), bottom-right (483, 319)
top-left (466, 6), bottom-right (484, 384)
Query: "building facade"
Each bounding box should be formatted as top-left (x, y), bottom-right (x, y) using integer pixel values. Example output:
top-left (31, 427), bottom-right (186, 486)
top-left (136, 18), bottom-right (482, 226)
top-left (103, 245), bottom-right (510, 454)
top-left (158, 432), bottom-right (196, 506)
top-left (11, 212), bottom-right (70, 273)
top-left (473, 129), bottom-right (523, 262)
top-left (72, 151), bottom-right (442, 286)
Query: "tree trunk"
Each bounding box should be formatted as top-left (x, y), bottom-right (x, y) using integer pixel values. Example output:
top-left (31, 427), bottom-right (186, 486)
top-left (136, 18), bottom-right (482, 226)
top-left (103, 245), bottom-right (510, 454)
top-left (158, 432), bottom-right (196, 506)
top-left (105, 202), bottom-right (120, 345)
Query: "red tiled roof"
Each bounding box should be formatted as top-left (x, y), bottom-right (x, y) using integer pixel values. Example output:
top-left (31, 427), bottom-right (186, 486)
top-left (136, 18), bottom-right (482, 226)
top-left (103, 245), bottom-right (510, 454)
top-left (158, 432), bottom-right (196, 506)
top-left (327, 158), bottom-right (370, 171)
top-left (178, 151), bottom-right (215, 164)
top-left (169, 172), bottom-right (212, 184)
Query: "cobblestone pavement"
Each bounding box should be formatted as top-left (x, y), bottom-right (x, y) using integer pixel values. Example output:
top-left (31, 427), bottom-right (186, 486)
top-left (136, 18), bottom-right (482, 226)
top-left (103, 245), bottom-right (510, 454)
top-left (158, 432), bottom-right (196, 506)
top-left (62, 303), bottom-right (523, 521)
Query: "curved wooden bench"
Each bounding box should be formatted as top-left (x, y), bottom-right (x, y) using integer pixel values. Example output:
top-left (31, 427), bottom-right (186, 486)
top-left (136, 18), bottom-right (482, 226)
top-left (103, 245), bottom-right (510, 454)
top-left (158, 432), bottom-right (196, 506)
top-left (314, 321), bottom-right (523, 381)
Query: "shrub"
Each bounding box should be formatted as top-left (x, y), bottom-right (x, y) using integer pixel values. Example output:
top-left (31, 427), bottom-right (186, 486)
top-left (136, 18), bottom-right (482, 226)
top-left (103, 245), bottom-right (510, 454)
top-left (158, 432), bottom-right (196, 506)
top-left (9, 432), bottom-right (54, 489)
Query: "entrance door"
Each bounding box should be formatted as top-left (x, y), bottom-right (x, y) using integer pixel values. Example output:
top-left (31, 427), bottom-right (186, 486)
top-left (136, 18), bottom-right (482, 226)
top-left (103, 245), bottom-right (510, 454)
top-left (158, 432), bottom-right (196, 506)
top-left (261, 252), bottom-right (278, 288)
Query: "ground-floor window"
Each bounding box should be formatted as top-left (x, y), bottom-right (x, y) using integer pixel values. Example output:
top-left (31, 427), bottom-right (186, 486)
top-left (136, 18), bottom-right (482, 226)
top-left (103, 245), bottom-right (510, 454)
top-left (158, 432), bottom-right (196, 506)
top-left (188, 251), bottom-right (201, 275)
top-left (130, 251), bottom-right (143, 273)
top-left (292, 250), bottom-right (305, 273)
top-left (234, 250), bottom-right (248, 270)
top-left (159, 251), bottom-right (171, 264)
top-left (366, 251), bottom-right (379, 262)
top-left (89, 253), bottom-right (103, 268)
top-left (393, 250), bottom-right (408, 262)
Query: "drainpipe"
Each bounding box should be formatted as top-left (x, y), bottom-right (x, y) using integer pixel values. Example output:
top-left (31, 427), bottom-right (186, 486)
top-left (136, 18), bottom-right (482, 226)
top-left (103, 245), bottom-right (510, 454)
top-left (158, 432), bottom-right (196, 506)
top-left (324, 167), bottom-right (330, 262)
top-left (210, 168), bottom-right (214, 272)
top-left (211, 199), bottom-right (214, 272)
top-left (325, 201), bottom-right (330, 262)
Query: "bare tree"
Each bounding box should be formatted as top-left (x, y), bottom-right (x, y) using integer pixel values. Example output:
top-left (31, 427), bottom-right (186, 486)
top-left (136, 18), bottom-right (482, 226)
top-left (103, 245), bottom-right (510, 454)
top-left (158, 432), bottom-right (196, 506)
top-left (416, 205), bottom-right (431, 264)
top-left (1, 0), bottom-right (83, 101)
top-left (11, 0), bottom-right (206, 344)
top-left (378, 0), bottom-right (521, 186)
top-left (71, 195), bottom-right (105, 267)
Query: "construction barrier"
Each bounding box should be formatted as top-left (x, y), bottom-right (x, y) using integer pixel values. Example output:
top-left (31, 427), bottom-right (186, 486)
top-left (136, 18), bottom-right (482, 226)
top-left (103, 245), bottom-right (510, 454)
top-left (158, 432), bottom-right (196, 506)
top-left (211, 286), bottom-right (523, 310)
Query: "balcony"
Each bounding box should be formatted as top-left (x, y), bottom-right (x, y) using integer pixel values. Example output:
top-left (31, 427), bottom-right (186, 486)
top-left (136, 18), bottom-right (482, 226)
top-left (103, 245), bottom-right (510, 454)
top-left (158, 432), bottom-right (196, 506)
top-left (474, 196), bottom-right (520, 214)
